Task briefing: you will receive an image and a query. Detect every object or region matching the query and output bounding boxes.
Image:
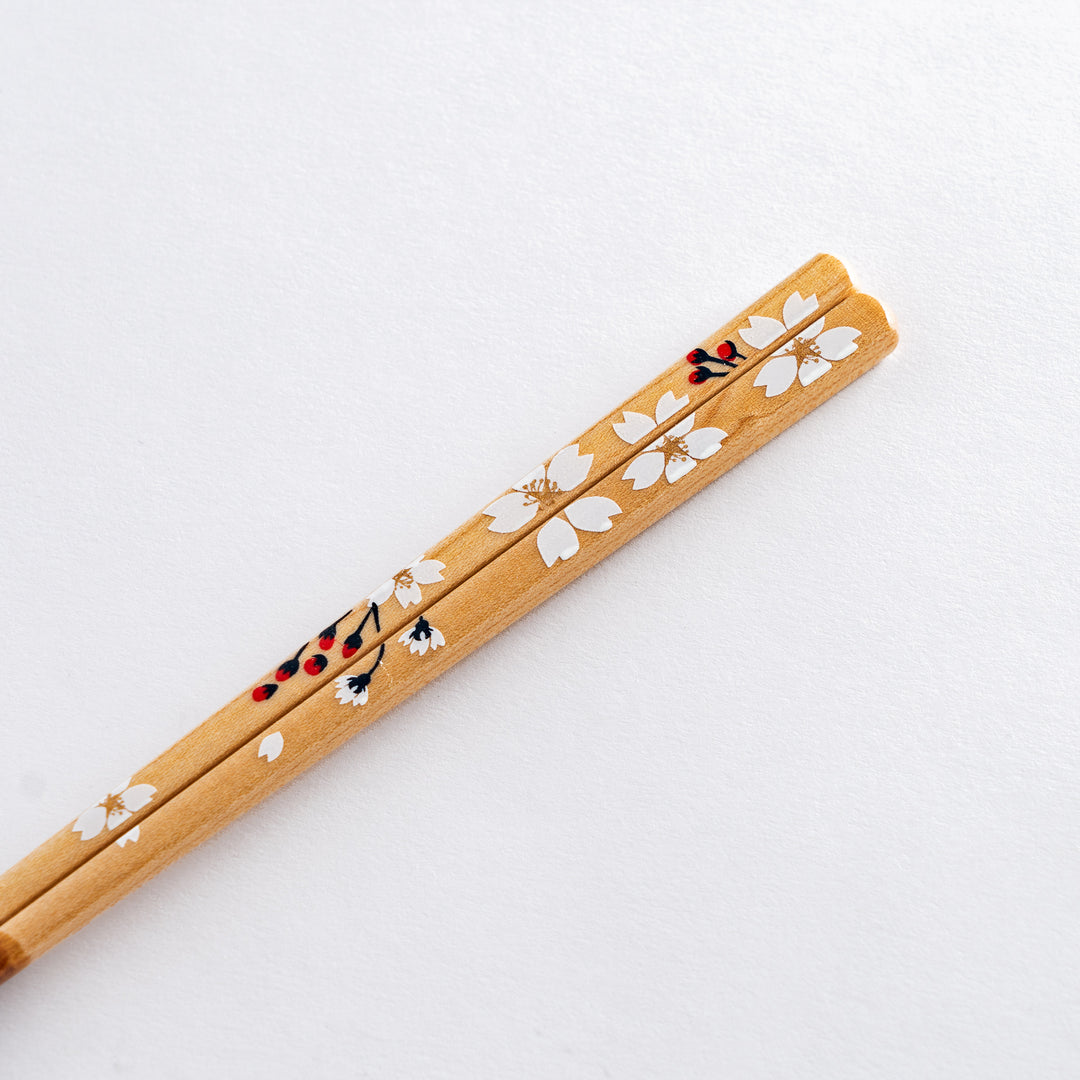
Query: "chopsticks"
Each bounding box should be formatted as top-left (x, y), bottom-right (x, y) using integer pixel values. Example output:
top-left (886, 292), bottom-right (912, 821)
top-left (0, 261), bottom-right (895, 982)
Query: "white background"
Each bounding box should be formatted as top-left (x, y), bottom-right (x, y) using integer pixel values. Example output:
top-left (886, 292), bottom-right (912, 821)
top-left (1, 2), bottom-right (1077, 1076)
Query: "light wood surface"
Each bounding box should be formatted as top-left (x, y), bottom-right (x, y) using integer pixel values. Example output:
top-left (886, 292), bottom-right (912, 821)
top-left (0, 255), bottom-right (852, 928)
top-left (0, 291), bottom-right (896, 980)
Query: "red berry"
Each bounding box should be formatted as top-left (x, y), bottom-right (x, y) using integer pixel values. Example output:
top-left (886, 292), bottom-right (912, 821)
top-left (716, 340), bottom-right (736, 359)
top-left (252, 684), bottom-right (277, 702)
top-left (342, 644), bottom-right (357, 659)
top-left (319, 635), bottom-right (335, 650)
top-left (689, 370), bottom-right (706, 384)
top-left (304, 655), bottom-right (327, 675)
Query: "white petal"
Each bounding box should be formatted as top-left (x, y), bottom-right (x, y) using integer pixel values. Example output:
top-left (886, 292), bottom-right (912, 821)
top-left (73, 805), bottom-right (108, 841)
top-left (334, 677), bottom-right (358, 706)
top-left (397, 629), bottom-right (412, 645)
top-left (683, 427), bottom-right (726, 460)
top-left (515, 463), bottom-right (547, 489)
top-left (668, 414), bottom-right (694, 438)
top-left (536, 517), bottom-right (580, 567)
top-left (355, 687), bottom-right (368, 706)
top-left (482, 491), bottom-right (539, 533)
top-left (412, 636), bottom-right (429, 655)
top-left (564, 496), bottom-right (622, 532)
top-left (665, 456), bottom-right (697, 483)
top-left (783, 290), bottom-right (819, 329)
top-left (754, 354), bottom-right (799, 397)
top-left (612, 411), bottom-right (656, 444)
top-left (109, 777), bottom-right (134, 796)
top-left (738, 315), bottom-right (785, 349)
top-left (546, 444), bottom-right (593, 491)
top-left (396, 580), bottom-right (423, 607)
top-left (408, 559), bottom-right (446, 584)
top-left (106, 807), bottom-right (132, 831)
top-left (801, 317), bottom-right (826, 340)
top-left (654, 390), bottom-right (689, 424)
top-left (258, 732), bottom-right (284, 762)
top-left (116, 825), bottom-right (140, 847)
top-left (622, 451), bottom-right (665, 490)
top-left (429, 628), bottom-right (445, 649)
top-left (798, 358), bottom-right (833, 386)
top-left (122, 784), bottom-right (156, 813)
top-left (813, 325), bottom-right (861, 361)
top-left (367, 579), bottom-right (394, 605)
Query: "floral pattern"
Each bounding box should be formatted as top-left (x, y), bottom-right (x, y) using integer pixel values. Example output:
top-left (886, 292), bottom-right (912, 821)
top-left (399, 616), bottom-right (445, 656)
top-left (483, 444), bottom-right (594, 533)
top-left (334, 643), bottom-right (386, 707)
top-left (369, 558), bottom-right (446, 609)
top-left (614, 391), bottom-right (726, 490)
top-left (536, 496), bottom-right (622, 567)
top-left (738, 290), bottom-right (860, 398)
top-left (72, 778), bottom-right (157, 841)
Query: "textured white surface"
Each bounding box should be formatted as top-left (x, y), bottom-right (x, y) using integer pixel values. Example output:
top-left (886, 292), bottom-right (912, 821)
top-left (1, 2), bottom-right (1078, 1076)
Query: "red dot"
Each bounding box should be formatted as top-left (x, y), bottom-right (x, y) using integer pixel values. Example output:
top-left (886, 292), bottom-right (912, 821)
top-left (342, 645), bottom-right (357, 659)
top-left (319, 635), bottom-right (335, 650)
top-left (716, 341), bottom-right (735, 359)
top-left (689, 370), bottom-right (706, 384)
top-left (304, 656), bottom-right (326, 675)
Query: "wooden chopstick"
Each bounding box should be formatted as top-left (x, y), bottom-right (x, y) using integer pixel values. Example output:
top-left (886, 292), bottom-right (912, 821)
top-left (0, 288), bottom-right (896, 981)
top-left (0, 255), bottom-right (852, 929)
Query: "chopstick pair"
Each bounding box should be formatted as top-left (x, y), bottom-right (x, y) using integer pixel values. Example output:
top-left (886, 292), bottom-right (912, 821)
top-left (0, 257), bottom-right (896, 982)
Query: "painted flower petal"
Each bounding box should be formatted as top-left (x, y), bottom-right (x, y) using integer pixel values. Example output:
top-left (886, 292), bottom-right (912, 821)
top-left (106, 807), bottom-right (132, 830)
top-left (564, 496), bottom-right (621, 533)
top-left (665, 456), bottom-right (697, 484)
top-left (429, 628), bottom-right (445, 649)
top-left (622, 451), bottom-right (665, 490)
top-left (258, 732), bottom-right (284, 763)
top-left (73, 804), bottom-right (108, 841)
top-left (412, 636), bottom-right (429, 656)
top-left (801, 316), bottom-right (826, 340)
top-left (483, 491), bottom-right (539, 533)
top-left (546, 444), bottom-right (593, 491)
top-left (334, 676), bottom-right (366, 706)
top-left (683, 427), bottom-right (726, 460)
top-left (654, 390), bottom-right (689, 424)
top-left (813, 325), bottom-right (861, 361)
top-left (109, 777), bottom-right (134, 796)
top-left (754, 354), bottom-right (799, 397)
top-left (396, 580), bottom-right (423, 607)
top-left (612, 411), bottom-right (656, 445)
top-left (782, 290), bottom-right (818, 329)
top-left (397, 629), bottom-right (413, 645)
top-left (798, 358), bottom-right (833, 386)
top-left (408, 559), bottom-right (446, 584)
top-left (668, 414), bottom-right (695, 438)
top-left (738, 315), bottom-right (786, 349)
top-left (367, 579), bottom-right (395, 605)
top-left (116, 825), bottom-right (140, 847)
top-left (122, 784), bottom-right (156, 813)
top-left (536, 516), bottom-right (580, 567)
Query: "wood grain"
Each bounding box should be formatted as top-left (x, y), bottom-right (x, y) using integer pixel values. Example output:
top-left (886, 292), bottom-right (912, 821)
top-left (0, 291), bottom-right (896, 977)
top-left (0, 255), bottom-right (852, 927)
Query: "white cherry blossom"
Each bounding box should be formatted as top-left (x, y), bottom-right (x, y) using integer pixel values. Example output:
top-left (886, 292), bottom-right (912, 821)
top-left (72, 778), bottom-right (157, 841)
top-left (536, 496), bottom-right (621, 567)
top-left (368, 557), bottom-right (446, 609)
top-left (615, 391), bottom-right (726, 491)
top-left (483, 444), bottom-right (594, 533)
top-left (738, 291), bottom-right (860, 398)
